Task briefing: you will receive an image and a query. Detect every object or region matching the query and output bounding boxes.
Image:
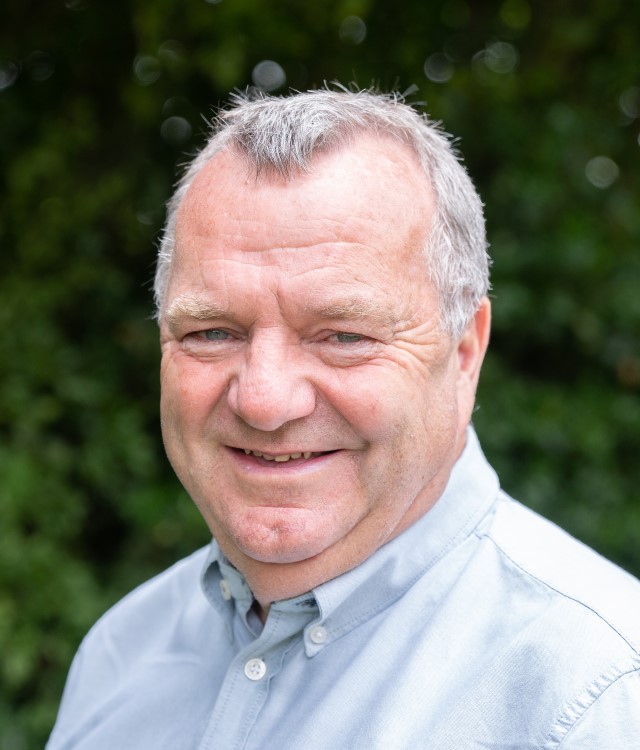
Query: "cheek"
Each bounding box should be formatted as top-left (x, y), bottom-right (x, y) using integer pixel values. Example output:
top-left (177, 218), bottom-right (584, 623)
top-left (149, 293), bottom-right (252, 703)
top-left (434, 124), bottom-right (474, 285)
top-left (329, 366), bottom-right (428, 447)
top-left (322, 365), bottom-right (401, 434)
top-left (349, 364), bottom-right (459, 474)
top-left (161, 355), bottom-right (229, 428)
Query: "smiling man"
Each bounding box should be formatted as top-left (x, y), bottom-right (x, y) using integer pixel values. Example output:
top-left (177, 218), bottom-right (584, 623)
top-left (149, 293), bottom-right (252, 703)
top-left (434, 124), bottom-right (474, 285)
top-left (48, 90), bottom-right (640, 749)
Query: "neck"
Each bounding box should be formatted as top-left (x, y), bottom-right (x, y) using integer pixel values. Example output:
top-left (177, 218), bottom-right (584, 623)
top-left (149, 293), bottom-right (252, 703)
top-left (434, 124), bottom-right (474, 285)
top-left (252, 598), bottom-right (270, 624)
top-left (219, 462), bottom-right (456, 610)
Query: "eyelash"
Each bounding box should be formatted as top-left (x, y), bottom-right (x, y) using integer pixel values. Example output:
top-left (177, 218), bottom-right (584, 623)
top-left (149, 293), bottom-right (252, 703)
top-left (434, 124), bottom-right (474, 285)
top-left (331, 332), bottom-right (366, 344)
top-left (190, 329), bottom-right (367, 343)
top-left (201, 329), bottom-right (231, 341)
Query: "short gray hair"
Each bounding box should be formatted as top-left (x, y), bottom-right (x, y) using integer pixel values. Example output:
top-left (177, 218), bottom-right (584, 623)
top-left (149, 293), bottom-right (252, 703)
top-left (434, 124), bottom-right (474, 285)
top-left (155, 87), bottom-right (490, 339)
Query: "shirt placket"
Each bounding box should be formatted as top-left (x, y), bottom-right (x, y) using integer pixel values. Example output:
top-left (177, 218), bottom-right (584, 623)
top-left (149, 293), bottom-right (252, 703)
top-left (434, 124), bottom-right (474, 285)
top-left (197, 595), bottom-right (319, 750)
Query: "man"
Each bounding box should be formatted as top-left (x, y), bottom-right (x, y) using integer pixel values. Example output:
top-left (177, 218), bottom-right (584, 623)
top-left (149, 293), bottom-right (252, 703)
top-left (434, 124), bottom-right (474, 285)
top-left (48, 89), bottom-right (640, 749)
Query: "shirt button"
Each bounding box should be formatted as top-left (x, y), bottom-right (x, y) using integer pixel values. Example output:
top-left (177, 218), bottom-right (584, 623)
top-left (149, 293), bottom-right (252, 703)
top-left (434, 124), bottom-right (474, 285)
top-left (219, 579), bottom-right (232, 601)
top-left (309, 625), bottom-right (328, 644)
top-left (244, 658), bottom-right (267, 681)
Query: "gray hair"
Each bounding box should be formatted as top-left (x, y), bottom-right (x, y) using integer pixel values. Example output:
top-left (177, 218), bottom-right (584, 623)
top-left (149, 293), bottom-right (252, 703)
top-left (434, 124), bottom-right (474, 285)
top-left (155, 87), bottom-right (490, 339)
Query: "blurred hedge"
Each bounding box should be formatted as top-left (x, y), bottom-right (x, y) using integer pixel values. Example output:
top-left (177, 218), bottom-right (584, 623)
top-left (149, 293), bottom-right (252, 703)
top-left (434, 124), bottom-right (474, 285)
top-left (1, 0), bottom-right (639, 746)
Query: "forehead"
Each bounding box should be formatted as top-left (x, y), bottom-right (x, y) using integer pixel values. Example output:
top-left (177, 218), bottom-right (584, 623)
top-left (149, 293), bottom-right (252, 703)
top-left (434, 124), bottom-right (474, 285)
top-left (164, 135), bottom-right (438, 322)
top-left (175, 134), bottom-right (433, 253)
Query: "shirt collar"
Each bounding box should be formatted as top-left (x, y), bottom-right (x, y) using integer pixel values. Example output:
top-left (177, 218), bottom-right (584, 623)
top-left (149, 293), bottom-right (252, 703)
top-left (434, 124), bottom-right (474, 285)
top-left (201, 427), bottom-right (499, 652)
top-left (309, 426), bottom-right (499, 650)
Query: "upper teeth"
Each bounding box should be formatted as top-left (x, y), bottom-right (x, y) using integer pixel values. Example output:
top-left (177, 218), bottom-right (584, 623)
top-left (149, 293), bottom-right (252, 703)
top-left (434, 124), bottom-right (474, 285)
top-left (243, 449), bottom-right (314, 461)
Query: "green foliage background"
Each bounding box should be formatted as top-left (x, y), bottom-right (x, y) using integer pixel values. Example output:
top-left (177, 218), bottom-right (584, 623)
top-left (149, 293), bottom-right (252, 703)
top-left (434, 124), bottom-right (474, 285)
top-left (1, 0), bottom-right (639, 746)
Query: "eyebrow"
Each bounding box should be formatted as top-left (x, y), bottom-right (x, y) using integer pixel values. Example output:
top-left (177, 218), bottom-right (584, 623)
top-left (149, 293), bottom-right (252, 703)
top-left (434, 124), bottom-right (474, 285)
top-left (309, 299), bottom-right (397, 328)
top-left (163, 295), bottom-right (231, 332)
top-left (162, 294), bottom-right (398, 331)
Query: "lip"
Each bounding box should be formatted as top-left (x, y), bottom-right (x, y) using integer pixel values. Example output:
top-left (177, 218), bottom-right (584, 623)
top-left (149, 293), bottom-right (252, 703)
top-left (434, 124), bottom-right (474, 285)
top-left (225, 445), bottom-right (341, 473)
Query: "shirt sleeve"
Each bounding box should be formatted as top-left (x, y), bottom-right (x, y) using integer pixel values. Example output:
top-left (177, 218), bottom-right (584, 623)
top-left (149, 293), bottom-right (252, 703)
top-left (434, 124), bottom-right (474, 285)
top-left (554, 667), bottom-right (640, 749)
top-left (46, 646), bottom-right (86, 749)
top-left (46, 626), bottom-right (122, 749)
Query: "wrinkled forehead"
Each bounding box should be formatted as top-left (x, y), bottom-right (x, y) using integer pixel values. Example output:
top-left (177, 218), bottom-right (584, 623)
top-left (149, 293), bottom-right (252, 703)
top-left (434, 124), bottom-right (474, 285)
top-left (175, 133), bottom-right (434, 242)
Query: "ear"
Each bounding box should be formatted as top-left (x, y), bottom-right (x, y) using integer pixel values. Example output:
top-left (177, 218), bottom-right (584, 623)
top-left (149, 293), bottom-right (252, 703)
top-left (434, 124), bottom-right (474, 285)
top-left (456, 296), bottom-right (491, 408)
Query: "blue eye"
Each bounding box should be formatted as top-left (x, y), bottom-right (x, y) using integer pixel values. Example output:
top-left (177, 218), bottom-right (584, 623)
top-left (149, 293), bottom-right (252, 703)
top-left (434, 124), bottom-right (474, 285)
top-left (203, 329), bottom-right (229, 341)
top-left (335, 332), bottom-right (364, 343)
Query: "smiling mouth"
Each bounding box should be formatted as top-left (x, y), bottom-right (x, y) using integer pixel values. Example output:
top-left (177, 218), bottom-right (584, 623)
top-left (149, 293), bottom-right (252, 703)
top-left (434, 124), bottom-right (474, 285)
top-left (233, 448), bottom-right (337, 464)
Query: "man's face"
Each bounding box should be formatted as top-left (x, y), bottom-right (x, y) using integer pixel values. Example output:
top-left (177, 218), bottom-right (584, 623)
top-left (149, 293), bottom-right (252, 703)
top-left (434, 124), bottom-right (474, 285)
top-left (159, 136), bottom-right (489, 599)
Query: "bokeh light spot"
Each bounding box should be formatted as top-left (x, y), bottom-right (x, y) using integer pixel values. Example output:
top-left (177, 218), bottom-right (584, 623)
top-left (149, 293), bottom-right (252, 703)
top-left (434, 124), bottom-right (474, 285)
top-left (619, 87), bottom-right (640, 119)
top-left (160, 116), bottom-right (192, 146)
top-left (339, 16), bottom-right (367, 44)
top-left (424, 53), bottom-right (454, 83)
top-left (162, 96), bottom-right (191, 117)
top-left (27, 51), bottom-right (55, 82)
top-left (136, 211), bottom-right (155, 226)
top-left (133, 55), bottom-right (161, 86)
top-left (585, 156), bottom-right (619, 189)
top-left (484, 41), bottom-right (518, 73)
top-left (472, 42), bottom-right (518, 85)
top-left (0, 61), bottom-right (20, 91)
top-left (252, 60), bottom-right (286, 92)
top-left (159, 40), bottom-right (185, 69)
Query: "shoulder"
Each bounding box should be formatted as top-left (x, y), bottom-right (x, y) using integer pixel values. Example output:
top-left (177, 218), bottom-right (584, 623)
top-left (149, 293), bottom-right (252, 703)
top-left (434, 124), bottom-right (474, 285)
top-left (479, 494), bottom-right (640, 746)
top-left (73, 546), bottom-right (213, 678)
top-left (91, 546), bottom-right (210, 634)
top-left (483, 494), bottom-right (640, 653)
top-left (47, 547), bottom-right (214, 748)
top-left (483, 493), bottom-right (640, 653)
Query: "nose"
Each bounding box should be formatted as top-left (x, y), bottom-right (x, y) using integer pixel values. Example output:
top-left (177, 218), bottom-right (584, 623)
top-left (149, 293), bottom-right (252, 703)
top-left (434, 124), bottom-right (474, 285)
top-left (227, 335), bottom-right (316, 431)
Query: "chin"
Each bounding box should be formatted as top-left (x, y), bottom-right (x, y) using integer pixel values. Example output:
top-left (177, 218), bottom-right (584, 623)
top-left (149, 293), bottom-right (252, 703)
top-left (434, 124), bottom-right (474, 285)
top-left (226, 516), bottom-right (339, 565)
top-left (235, 531), bottom-right (331, 565)
top-left (244, 547), bottom-right (318, 565)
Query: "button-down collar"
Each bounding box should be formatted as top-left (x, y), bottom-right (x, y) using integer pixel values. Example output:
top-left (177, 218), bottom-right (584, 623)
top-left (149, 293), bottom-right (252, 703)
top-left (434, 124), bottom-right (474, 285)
top-left (201, 428), bottom-right (499, 656)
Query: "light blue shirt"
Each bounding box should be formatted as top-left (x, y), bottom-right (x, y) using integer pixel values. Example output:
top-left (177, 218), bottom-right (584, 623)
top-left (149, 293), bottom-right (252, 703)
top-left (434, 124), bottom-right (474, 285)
top-left (47, 430), bottom-right (640, 749)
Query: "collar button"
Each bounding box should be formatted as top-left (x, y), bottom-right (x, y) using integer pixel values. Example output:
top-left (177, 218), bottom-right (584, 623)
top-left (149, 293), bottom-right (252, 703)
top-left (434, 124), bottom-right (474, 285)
top-left (244, 658), bottom-right (267, 681)
top-left (219, 579), bottom-right (232, 600)
top-left (309, 625), bottom-right (328, 644)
